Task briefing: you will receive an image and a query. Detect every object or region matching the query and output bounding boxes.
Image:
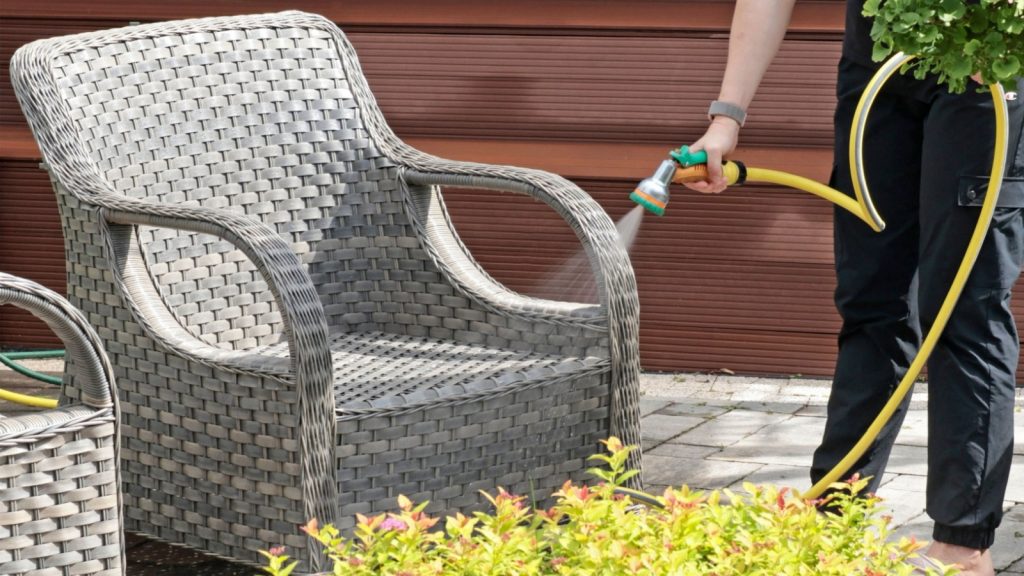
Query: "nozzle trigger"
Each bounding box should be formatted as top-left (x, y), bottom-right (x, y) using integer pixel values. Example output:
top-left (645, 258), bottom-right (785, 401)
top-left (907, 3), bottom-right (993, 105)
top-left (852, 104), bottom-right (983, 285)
top-left (669, 145), bottom-right (708, 167)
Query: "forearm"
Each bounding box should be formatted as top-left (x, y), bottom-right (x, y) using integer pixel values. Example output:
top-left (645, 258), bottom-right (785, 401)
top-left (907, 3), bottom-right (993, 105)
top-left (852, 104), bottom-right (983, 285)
top-left (717, 0), bottom-right (797, 110)
top-left (684, 0), bottom-right (797, 193)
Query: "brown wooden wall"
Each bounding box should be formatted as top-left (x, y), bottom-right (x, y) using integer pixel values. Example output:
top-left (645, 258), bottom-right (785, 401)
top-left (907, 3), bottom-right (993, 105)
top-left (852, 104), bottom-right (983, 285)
top-left (0, 0), bottom-right (987, 379)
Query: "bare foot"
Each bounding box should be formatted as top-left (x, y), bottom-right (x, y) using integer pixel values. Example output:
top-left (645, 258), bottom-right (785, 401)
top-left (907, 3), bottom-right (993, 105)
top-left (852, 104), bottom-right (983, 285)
top-left (925, 542), bottom-right (994, 576)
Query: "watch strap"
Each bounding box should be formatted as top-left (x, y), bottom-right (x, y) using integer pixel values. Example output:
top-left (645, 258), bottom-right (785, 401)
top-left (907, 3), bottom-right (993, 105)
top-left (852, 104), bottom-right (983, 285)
top-left (708, 100), bottom-right (747, 127)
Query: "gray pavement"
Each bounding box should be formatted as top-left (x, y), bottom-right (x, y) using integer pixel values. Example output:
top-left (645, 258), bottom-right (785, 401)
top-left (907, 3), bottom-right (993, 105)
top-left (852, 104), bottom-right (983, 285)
top-left (4, 360), bottom-right (1023, 572)
top-left (639, 372), bottom-right (1024, 574)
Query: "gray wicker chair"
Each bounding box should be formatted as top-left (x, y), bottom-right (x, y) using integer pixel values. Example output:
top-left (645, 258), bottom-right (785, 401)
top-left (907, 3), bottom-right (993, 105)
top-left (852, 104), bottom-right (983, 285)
top-left (0, 272), bottom-right (123, 576)
top-left (11, 11), bottom-right (641, 572)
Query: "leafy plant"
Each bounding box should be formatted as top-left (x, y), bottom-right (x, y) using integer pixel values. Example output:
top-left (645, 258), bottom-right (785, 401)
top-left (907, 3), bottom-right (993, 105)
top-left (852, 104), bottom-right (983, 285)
top-left (262, 437), bottom-right (958, 575)
top-left (864, 0), bottom-right (1024, 93)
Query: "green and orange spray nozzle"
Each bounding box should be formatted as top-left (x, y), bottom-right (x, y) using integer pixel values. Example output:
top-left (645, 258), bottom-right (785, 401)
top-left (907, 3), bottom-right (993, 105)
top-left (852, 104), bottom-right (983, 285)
top-left (630, 146), bottom-right (747, 216)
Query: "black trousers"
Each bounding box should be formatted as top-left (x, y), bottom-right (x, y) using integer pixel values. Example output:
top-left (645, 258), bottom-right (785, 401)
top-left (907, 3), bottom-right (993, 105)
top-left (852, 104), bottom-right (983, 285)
top-left (810, 58), bottom-right (1024, 550)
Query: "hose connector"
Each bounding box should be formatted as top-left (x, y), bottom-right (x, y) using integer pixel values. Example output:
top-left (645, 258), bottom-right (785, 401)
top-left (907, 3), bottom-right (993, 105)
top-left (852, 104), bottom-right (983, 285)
top-left (724, 160), bottom-right (747, 186)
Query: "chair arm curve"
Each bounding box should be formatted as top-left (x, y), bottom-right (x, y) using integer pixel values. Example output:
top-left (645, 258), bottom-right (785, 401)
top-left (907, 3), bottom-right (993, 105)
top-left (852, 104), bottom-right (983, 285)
top-left (93, 194), bottom-right (341, 531)
top-left (0, 272), bottom-right (117, 409)
top-left (395, 154), bottom-right (643, 480)
top-left (95, 195), bottom-right (331, 385)
top-left (402, 163), bottom-right (636, 332)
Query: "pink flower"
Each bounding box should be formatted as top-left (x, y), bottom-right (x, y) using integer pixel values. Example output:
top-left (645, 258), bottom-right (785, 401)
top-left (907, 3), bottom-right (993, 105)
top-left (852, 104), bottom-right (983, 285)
top-left (379, 516), bottom-right (408, 531)
top-left (776, 487), bottom-right (790, 510)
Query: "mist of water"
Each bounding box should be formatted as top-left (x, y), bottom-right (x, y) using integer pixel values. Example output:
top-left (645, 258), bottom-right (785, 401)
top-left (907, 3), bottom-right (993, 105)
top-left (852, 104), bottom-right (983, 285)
top-left (534, 205), bottom-right (646, 303)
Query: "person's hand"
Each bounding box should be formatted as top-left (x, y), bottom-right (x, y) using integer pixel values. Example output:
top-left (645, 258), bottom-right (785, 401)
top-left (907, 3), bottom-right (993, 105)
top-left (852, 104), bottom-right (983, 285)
top-left (683, 117), bottom-right (741, 194)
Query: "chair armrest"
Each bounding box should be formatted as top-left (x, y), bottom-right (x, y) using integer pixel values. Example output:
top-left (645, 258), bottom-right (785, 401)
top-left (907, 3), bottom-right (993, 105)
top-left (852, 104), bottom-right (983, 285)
top-left (401, 157), bottom-right (636, 331)
top-left (395, 148), bottom-right (643, 479)
top-left (92, 193), bottom-right (341, 529)
top-left (94, 194), bottom-right (330, 383)
top-left (0, 272), bottom-right (117, 409)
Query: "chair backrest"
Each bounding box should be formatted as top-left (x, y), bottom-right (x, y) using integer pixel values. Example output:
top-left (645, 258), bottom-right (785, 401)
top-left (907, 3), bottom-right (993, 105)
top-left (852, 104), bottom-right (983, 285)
top-left (13, 12), bottom-right (424, 350)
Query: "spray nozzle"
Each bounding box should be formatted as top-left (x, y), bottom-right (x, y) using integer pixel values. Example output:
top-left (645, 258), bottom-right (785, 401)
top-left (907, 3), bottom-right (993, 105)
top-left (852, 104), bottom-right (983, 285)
top-left (630, 146), bottom-right (747, 216)
top-left (630, 160), bottom-right (675, 216)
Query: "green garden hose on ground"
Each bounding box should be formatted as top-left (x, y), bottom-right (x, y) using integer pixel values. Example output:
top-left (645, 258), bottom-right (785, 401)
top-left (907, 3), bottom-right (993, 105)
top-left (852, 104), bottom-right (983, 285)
top-left (632, 52), bottom-right (1012, 502)
top-left (0, 349), bottom-right (62, 408)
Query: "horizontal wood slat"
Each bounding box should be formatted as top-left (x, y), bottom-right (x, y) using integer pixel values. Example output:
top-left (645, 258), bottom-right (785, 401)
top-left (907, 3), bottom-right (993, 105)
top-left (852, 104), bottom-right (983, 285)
top-left (1, 125), bottom-right (837, 182)
top-left (2, 22), bottom-right (842, 147)
top-left (350, 32), bottom-right (841, 147)
top-left (640, 326), bottom-right (838, 375)
top-left (0, 1), bottom-right (847, 32)
top-left (0, 161), bottom-right (66, 348)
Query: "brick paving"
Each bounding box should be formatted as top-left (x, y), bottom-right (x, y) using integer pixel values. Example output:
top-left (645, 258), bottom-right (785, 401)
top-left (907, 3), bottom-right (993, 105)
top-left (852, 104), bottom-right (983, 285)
top-left (641, 373), bottom-right (1024, 575)
top-left (3, 361), bottom-right (1023, 573)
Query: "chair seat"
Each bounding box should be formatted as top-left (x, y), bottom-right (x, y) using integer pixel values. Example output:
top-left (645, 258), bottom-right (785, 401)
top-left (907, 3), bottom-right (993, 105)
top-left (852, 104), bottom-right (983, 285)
top-left (261, 331), bottom-right (608, 413)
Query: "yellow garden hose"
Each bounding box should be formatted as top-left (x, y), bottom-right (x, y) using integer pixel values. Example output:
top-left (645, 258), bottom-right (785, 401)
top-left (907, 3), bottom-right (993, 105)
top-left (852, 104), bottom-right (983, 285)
top-left (723, 163), bottom-right (882, 230)
top-left (719, 53), bottom-right (1010, 501)
top-left (800, 55), bottom-right (1011, 500)
top-left (0, 350), bottom-right (61, 408)
top-left (0, 386), bottom-right (58, 408)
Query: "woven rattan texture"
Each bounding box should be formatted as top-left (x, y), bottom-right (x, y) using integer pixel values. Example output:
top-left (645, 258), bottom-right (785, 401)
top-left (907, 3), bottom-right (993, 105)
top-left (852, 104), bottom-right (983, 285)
top-left (11, 11), bottom-right (642, 573)
top-left (335, 369), bottom-right (610, 528)
top-left (0, 273), bottom-right (123, 576)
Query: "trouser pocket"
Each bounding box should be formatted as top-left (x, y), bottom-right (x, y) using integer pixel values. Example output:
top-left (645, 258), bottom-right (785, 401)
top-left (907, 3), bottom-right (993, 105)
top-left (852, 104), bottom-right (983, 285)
top-left (957, 177), bottom-right (1024, 207)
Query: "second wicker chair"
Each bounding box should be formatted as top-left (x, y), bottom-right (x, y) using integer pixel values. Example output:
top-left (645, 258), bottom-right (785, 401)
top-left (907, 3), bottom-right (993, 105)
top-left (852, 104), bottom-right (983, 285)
top-left (0, 273), bottom-right (123, 576)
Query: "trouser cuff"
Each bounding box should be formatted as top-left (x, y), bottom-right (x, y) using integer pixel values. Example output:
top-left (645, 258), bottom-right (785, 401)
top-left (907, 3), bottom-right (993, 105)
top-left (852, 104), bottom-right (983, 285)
top-left (933, 523), bottom-right (995, 550)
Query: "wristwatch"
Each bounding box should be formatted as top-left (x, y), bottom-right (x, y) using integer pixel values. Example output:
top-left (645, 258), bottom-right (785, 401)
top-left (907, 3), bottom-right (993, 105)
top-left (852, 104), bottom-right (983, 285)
top-left (708, 100), bottom-right (747, 127)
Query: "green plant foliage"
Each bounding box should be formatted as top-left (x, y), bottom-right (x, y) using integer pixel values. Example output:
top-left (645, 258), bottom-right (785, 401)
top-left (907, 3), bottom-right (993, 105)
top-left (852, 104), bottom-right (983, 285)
top-left (262, 437), bottom-right (958, 575)
top-left (863, 0), bottom-right (1024, 93)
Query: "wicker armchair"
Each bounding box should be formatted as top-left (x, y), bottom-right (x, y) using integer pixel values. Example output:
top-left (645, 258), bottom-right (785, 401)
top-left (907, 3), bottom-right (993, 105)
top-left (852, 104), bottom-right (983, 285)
top-left (11, 11), bottom-right (641, 572)
top-left (0, 273), bottom-right (123, 575)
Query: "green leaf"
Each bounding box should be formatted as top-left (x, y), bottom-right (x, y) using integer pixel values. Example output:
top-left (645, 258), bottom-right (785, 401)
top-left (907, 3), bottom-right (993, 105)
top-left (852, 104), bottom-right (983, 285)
top-left (939, 0), bottom-right (960, 10)
top-left (872, 42), bottom-right (893, 63)
top-left (947, 55), bottom-right (974, 79)
top-left (993, 55), bottom-right (1021, 79)
top-left (901, 12), bottom-right (921, 25)
top-left (920, 26), bottom-right (941, 43)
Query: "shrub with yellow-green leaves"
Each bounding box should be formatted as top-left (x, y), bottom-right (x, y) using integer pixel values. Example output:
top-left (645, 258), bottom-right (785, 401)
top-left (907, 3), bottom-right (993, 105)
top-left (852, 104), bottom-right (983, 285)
top-left (262, 438), bottom-right (956, 575)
